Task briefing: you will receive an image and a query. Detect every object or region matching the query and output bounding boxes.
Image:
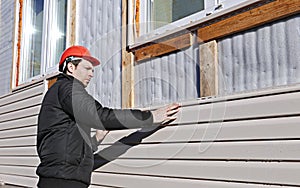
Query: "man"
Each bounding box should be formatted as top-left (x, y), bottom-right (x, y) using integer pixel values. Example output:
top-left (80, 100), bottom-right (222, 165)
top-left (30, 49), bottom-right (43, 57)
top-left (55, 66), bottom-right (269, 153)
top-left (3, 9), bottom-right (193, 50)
top-left (36, 45), bottom-right (180, 188)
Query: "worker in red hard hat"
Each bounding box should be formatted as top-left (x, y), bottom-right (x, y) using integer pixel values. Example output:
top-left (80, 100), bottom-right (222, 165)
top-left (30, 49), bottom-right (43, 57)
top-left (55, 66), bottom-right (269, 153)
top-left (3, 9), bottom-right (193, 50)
top-left (36, 46), bottom-right (181, 188)
top-left (58, 45), bottom-right (100, 87)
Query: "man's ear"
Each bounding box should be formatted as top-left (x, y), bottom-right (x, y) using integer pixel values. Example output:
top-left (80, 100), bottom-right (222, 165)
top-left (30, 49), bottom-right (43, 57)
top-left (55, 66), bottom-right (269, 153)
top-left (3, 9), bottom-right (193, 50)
top-left (67, 63), bottom-right (74, 74)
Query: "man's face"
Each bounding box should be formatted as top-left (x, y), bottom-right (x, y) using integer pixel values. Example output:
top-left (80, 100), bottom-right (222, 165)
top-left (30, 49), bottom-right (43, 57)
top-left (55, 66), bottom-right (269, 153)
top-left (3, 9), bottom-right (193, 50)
top-left (72, 59), bottom-right (94, 87)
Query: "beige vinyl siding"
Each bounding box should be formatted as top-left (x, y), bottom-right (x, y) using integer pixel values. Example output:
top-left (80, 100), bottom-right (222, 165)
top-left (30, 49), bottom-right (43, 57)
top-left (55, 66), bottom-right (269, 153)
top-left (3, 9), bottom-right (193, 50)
top-left (90, 85), bottom-right (300, 187)
top-left (0, 79), bottom-right (300, 187)
top-left (0, 81), bottom-right (44, 187)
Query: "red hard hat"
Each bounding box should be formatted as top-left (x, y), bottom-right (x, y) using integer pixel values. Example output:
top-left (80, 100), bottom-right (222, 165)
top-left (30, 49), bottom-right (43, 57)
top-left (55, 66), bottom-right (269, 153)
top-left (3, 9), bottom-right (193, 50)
top-left (59, 45), bottom-right (100, 67)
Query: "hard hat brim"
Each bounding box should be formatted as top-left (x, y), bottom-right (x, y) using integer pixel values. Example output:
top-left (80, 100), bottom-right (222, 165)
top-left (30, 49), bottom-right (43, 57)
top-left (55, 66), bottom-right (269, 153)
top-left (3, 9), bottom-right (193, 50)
top-left (82, 56), bottom-right (100, 66)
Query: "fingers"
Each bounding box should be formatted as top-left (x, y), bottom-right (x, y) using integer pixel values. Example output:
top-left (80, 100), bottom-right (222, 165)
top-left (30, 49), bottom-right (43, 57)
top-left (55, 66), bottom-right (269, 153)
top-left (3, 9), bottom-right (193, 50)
top-left (161, 103), bottom-right (181, 126)
top-left (161, 116), bottom-right (177, 125)
top-left (166, 103), bottom-right (180, 116)
top-left (95, 130), bottom-right (109, 141)
top-left (152, 103), bottom-right (181, 126)
top-left (166, 108), bottom-right (179, 116)
top-left (166, 103), bottom-right (181, 111)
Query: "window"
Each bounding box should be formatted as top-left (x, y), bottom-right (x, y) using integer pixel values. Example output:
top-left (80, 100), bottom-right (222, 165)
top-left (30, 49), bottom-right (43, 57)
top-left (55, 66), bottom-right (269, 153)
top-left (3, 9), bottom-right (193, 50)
top-left (18, 0), bottom-right (67, 84)
top-left (20, 0), bottom-right (44, 82)
top-left (149, 0), bottom-right (205, 31)
top-left (130, 0), bottom-right (257, 46)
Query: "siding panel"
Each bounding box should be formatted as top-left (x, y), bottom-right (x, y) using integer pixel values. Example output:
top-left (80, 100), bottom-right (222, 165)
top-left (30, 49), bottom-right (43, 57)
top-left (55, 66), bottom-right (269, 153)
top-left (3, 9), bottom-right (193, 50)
top-left (0, 175), bottom-right (38, 188)
top-left (0, 83), bottom-right (44, 106)
top-left (0, 95), bottom-right (42, 115)
top-left (92, 172), bottom-right (287, 188)
top-left (0, 116), bottom-right (37, 130)
top-left (0, 82), bottom-right (44, 187)
top-left (97, 140), bottom-right (300, 160)
top-left (101, 117), bottom-right (300, 144)
top-left (95, 160), bottom-right (300, 186)
top-left (0, 106), bottom-right (40, 122)
top-left (0, 136), bottom-right (36, 147)
top-left (93, 86), bottom-right (300, 187)
top-left (0, 126), bottom-right (36, 139)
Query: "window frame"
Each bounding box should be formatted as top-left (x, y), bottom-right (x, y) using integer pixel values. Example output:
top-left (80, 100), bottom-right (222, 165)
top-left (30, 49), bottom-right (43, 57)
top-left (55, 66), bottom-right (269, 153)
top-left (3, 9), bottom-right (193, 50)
top-left (128, 0), bottom-right (263, 48)
top-left (13, 0), bottom-right (70, 87)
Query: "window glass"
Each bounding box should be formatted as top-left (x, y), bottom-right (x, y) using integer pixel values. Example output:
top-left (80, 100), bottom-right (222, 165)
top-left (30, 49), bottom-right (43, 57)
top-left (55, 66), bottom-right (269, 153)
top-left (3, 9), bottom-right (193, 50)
top-left (18, 0), bottom-right (67, 84)
top-left (47, 0), bottom-right (67, 71)
top-left (150, 0), bottom-right (204, 31)
top-left (20, 0), bottom-right (44, 82)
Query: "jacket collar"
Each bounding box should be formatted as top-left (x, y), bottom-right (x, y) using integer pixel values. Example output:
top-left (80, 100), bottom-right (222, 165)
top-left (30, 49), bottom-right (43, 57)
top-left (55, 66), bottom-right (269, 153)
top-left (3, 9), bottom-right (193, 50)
top-left (57, 73), bottom-right (74, 81)
top-left (57, 73), bottom-right (85, 87)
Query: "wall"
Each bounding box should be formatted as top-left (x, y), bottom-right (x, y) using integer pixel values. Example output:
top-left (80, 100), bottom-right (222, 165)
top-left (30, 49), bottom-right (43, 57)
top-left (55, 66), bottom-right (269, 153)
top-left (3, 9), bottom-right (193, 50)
top-left (91, 85), bottom-right (300, 188)
top-left (77, 0), bottom-right (123, 108)
top-left (134, 43), bottom-right (200, 107)
top-left (0, 0), bottom-right (14, 96)
top-left (218, 14), bottom-right (300, 95)
top-left (1, 1), bottom-right (300, 187)
top-left (0, 82), bottom-right (44, 187)
top-left (134, 14), bottom-right (300, 107)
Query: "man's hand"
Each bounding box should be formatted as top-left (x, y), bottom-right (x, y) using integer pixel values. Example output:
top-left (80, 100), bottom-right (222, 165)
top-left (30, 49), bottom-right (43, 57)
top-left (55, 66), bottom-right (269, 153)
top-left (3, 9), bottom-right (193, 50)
top-left (95, 130), bottom-right (109, 142)
top-left (152, 103), bottom-right (181, 126)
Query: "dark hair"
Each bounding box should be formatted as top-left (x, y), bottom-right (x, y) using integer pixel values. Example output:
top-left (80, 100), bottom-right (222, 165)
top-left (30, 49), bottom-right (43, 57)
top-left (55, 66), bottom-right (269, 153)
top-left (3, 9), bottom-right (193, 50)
top-left (60, 59), bottom-right (82, 73)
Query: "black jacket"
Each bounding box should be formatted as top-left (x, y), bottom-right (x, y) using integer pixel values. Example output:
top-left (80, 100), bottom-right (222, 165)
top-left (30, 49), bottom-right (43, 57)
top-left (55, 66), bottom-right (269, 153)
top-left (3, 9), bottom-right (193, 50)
top-left (36, 74), bottom-right (153, 185)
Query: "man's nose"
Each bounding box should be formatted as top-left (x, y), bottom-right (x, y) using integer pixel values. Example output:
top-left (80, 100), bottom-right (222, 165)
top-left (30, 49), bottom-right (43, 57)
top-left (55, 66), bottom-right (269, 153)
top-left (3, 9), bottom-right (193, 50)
top-left (89, 70), bottom-right (94, 78)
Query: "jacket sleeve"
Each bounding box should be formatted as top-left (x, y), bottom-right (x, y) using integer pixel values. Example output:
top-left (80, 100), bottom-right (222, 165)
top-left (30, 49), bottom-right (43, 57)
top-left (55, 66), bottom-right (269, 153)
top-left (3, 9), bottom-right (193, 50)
top-left (59, 81), bottom-right (153, 130)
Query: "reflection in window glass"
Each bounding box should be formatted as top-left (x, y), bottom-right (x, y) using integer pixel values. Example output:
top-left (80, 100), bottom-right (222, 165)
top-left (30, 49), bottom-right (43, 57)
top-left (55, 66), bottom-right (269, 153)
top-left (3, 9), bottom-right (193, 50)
top-left (151, 0), bottom-right (204, 30)
top-left (48, 0), bottom-right (67, 70)
top-left (20, 0), bottom-right (44, 82)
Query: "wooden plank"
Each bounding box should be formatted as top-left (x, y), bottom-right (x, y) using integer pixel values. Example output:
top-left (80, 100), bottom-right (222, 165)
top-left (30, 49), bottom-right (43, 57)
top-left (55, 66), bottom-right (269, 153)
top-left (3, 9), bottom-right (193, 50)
top-left (47, 77), bottom-right (57, 89)
top-left (122, 0), bottom-right (135, 108)
top-left (0, 95), bottom-right (42, 115)
top-left (0, 174), bottom-right (38, 188)
top-left (198, 0), bottom-right (300, 42)
top-left (96, 140), bottom-right (300, 161)
top-left (135, 0), bottom-right (140, 37)
top-left (121, 57), bottom-right (134, 108)
top-left (0, 135), bottom-right (36, 147)
top-left (0, 83), bottom-right (44, 107)
top-left (95, 160), bottom-right (300, 186)
top-left (0, 106), bottom-right (40, 123)
top-left (68, 0), bottom-right (77, 46)
top-left (14, 0), bottom-right (23, 87)
top-left (199, 40), bottom-right (218, 97)
top-left (0, 116), bottom-right (37, 130)
top-left (92, 172), bottom-right (287, 188)
top-left (134, 33), bottom-right (191, 62)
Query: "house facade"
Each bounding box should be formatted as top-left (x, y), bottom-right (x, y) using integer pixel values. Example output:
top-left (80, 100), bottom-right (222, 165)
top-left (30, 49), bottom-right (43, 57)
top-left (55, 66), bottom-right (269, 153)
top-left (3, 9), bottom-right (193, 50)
top-left (0, 0), bottom-right (300, 187)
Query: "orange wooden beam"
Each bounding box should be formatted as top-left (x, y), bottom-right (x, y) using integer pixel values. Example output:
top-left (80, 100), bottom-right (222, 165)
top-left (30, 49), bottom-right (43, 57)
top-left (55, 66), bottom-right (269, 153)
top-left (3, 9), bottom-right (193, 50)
top-left (16, 0), bottom-right (23, 86)
top-left (198, 0), bottom-right (300, 42)
top-left (134, 33), bottom-right (191, 62)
